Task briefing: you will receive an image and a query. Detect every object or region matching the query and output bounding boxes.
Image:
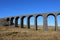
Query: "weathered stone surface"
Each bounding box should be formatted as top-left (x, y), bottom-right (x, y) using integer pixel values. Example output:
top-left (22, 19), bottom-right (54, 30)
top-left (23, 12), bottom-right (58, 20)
top-left (0, 12), bottom-right (60, 31)
top-left (0, 18), bottom-right (9, 26)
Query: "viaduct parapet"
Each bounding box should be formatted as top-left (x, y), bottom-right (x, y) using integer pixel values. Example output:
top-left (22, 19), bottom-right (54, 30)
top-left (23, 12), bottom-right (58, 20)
top-left (0, 12), bottom-right (60, 31)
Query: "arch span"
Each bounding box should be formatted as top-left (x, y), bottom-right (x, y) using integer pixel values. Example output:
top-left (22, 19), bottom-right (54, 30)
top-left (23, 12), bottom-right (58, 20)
top-left (3, 12), bottom-right (60, 31)
top-left (47, 15), bottom-right (55, 31)
top-left (20, 16), bottom-right (26, 28)
top-left (15, 17), bottom-right (20, 27)
top-left (27, 15), bottom-right (35, 29)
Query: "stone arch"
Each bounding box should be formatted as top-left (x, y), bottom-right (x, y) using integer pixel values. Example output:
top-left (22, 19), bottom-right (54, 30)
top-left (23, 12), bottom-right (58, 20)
top-left (21, 16), bottom-right (26, 19)
top-left (27, 15), bottom-right (35, 29)
top-left (15, 16), bottom-right (20, 27)
top-left (28, 15), bottom-right (34, 19)
top-left (47, 13), bottom-right (55, 31)
top-left (10, 17), bottom-right (15, 25)
top-left (20, 16), bottom-right (26, 28)
top-left (36, 15), bottom-right (43, 17)
top-left (47, 13), bottom-right (55, 17)
top-left (36, 15), bottom-right (43, 30)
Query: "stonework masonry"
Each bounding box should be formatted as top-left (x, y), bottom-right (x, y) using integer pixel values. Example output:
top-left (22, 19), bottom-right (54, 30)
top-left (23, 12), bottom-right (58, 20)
top-left (0, 12), bottom-right (60, 31)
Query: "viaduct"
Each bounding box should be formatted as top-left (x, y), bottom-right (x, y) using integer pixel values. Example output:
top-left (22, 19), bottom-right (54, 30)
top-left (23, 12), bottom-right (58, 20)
top-left (0, 12), bottom-right (60, 31)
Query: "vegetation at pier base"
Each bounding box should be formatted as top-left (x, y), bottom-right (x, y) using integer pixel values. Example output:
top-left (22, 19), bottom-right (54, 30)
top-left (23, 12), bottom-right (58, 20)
top-left (0, 26), bottom-right (60, 40)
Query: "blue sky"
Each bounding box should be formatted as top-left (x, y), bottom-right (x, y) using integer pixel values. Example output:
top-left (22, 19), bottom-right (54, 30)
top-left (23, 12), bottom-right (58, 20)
top-left (0, 0), bottom-right (60, 26)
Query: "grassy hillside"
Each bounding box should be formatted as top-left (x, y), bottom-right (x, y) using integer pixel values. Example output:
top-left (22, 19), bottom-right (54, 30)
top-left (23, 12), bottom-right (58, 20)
top-left (0, 26), bottom-right (60, 40)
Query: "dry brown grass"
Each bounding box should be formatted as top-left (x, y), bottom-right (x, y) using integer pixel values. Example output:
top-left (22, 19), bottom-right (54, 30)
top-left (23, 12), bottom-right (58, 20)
top-left (0, 26), bottom-right (60, 40)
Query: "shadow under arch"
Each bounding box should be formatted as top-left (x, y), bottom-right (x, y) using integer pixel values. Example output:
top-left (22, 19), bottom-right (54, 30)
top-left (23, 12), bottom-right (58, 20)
top-left (15, 16), bottom-right (20, 27)
top-left (20, 16), bottom-right (27, 28)
top-left (10, 17), bottom-right (15, 25)
top-left (36, 15), bottom-right (43, 31)
top-left (28, 15), bottom-right (35, 29)
top-left (6, 18), bottom-right (9, 22)
top-left (21, 16), bottom-right (27, 28)
top-left (47, 14), bottom-right (55, 31)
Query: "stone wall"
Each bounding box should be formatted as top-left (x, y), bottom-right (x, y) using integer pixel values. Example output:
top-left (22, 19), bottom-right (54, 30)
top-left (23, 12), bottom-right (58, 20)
top-left (0, 18), bottom-right (9, 26)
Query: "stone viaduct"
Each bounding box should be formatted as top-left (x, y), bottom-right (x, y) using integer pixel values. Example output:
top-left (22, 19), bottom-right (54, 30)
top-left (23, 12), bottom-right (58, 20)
top-left (1, 12), bottom-right (60, 31)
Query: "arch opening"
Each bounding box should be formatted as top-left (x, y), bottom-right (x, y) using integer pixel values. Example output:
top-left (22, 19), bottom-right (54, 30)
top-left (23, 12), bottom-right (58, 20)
top-left (23, 17), bottom-right (27, 28)
top-left (11, 17), bottom-right (15, 25)
top-left (28, 15), bottom-right (35, 29)
top-left (18, 18), bottom-right (20, 27)
top-left (47, 15), bottom-right (55, 31)
top-left (36, 15), bottom-right (43, 31)
top-left (15, 17), bottom-right (20, 27)
top-left (21, 16), bottom-right (27, 28)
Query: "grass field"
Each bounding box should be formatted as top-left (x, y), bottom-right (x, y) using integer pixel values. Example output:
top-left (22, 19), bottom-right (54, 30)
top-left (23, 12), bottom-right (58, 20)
top-left (0, 25), bottom-right (60, 40)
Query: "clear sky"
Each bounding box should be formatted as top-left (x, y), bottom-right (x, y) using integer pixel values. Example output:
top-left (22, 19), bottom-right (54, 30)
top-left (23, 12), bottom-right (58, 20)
top-left (0, 0), bottom-right (60, 26)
